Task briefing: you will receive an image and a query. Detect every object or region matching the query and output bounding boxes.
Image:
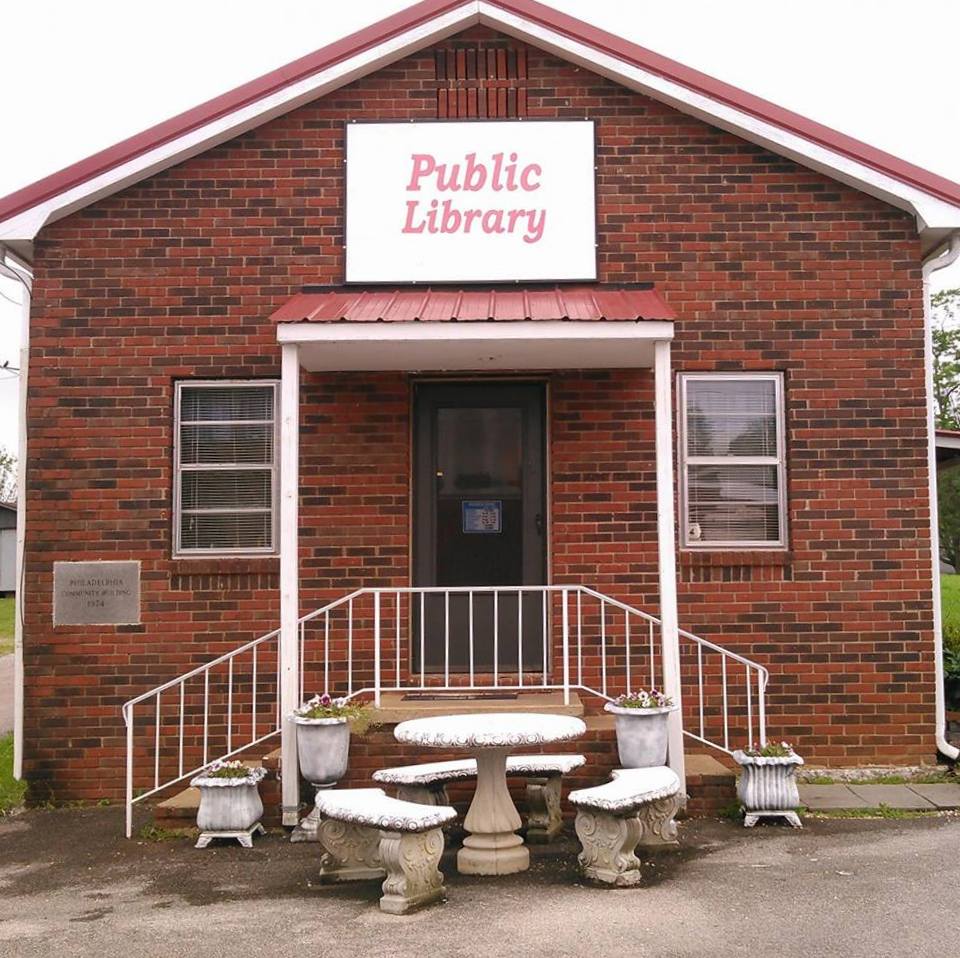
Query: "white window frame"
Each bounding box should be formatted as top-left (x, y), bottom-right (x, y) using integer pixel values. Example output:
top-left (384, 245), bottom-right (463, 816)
top-left (173, 379), bottom-right (280, 558)
top-left (677, 371), bottom-right (788, 550)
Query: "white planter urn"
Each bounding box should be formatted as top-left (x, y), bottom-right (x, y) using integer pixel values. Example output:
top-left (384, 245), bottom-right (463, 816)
top-left (604, 702), bottom-right (678, 768)
top-left (732, 750), bottom-right (804, 828)
top-left (289, 714), bottom-right (352, 843)
top-left (190, 767), bottom-right (267, 848)
top-left (292, 715), bottom-right (351, 786)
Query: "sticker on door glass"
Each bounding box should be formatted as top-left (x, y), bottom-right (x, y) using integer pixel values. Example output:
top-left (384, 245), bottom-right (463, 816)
top-left (462, 500), bottom-right (502, 534)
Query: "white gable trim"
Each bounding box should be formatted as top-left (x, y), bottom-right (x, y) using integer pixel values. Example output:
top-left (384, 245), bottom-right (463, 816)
top-left (0, 3), bottom-right (481, 246)
top-left (2, 0), bottom-right (959, 254)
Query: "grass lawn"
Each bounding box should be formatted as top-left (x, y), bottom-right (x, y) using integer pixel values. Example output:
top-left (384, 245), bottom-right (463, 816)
top-left (942, 574), bottom-right (960, 652)
top-left (0, 733), bottom-right (25, 814)
top-left (0, 595), bottom-right (13, 657)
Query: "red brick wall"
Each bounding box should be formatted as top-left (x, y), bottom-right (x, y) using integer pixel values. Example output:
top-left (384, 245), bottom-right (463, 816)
top-left (23, 26), bottom-right (932, 801)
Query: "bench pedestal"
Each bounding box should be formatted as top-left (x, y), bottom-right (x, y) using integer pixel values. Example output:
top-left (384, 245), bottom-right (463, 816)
top-left (524, 775), bottom-right (563, 843)
top-left (379, 827), bottom-right (447, 914)
top-left (636, 792), bottom-right (682, 846)
top-left (318, 819), bottom-right (386, 882)
top-left (574, 810), bottom-right (643, 886)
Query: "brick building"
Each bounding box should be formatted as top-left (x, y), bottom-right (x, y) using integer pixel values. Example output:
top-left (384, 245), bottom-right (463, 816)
top-left (1, 0), bottom-right (959, 830)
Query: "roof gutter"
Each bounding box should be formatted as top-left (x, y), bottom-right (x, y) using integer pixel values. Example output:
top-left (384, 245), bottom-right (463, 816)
top-left (922, 233), bottom-right (960, 762)
top-left (0, 244), bottom-right (31, 782)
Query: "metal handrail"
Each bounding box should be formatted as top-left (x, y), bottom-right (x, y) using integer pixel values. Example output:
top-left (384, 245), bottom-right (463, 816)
top-left (121, 584), bottom-right (769, 837)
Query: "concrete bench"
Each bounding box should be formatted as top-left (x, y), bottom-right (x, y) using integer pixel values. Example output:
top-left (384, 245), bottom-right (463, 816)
top-left (373, 753), bottom-right (586, 841)
top-left (314, 787), bottom-right (457, 914)
top-left (569, 767), bottom-right (682, 886)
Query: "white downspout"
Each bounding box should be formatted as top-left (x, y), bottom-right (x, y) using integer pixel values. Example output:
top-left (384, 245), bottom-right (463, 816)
top-left (0, 245), bottom-right (31, 781)
top-left (922, 233), bottom-right (960, 762)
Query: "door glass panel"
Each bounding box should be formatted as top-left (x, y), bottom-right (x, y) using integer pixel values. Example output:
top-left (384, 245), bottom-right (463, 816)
top-left (437, 408), bottom-right (522, 497)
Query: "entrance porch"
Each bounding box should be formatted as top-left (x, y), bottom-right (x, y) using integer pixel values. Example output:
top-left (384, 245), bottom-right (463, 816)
top-left (274, 285), bottom-right (682, 826)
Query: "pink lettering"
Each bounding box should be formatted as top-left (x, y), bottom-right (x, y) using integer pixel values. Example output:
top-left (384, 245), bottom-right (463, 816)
top-left (440, 200), bottom-right (461, 233)
top-left (519, 163), bottom-right (542, 191)
top-left (406, 154), bottom-right (436, 191)
top-left (401, 200), bottom-right (425, 233)
top-left (463, 153), bottom-right (487, 191)
top-left (523, 210), bottom-right (546, 244)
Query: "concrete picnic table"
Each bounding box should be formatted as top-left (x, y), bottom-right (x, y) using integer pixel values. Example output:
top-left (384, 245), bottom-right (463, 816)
top-left (393, 711), bottom-right (586, 875)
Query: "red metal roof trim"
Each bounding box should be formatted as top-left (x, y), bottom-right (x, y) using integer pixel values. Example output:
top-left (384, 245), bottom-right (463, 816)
top-left (271, 286), bottom-right (675, 323)
top-left (4, 0), bottom-right (960, 228)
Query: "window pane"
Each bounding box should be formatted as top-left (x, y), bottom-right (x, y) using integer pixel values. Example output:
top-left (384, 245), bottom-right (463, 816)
top-left (181, 386), bottom-right (274, 422)
top-left (686, 379), bottom-right (778, 457)
top-left (181, 469), bottom-right (273, 510)
top-left (180, 511), bottom-right (272, 551)
top-left (180, 423), bottom-right (274, 465)
top-left (687, 464), bottom-right (781, 543)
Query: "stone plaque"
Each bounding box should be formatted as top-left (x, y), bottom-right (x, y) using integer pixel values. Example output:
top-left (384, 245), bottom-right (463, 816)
top-left (53, 561), bottom-right (140, 626)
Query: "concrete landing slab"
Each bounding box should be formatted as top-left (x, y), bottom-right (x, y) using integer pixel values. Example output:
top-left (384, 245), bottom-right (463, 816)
top-left (906, 784), bottom-right (960, 809)
top-left (848, 785), bottom-right (935, 809)
top-left (798, 785), bottom-right (871, 809)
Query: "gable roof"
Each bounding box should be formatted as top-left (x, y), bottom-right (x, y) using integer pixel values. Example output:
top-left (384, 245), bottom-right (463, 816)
top-left (2, 0), bottom-right (959, 263)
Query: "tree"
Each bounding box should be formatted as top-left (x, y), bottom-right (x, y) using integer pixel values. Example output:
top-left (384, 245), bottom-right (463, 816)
top-left (933, 288), bottom-right (960, 429)
top-left (0, 447), bottom-right (14, 503)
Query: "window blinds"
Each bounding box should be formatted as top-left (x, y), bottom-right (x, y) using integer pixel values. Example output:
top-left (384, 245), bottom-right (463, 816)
top-left (176, 383), bottom-right (278, 554)
top-left (681, 376), bottom-right (785, 547)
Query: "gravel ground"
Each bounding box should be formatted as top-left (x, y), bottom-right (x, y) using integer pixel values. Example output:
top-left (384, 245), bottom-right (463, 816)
top-left (0, 806), bottom-right (957, 958)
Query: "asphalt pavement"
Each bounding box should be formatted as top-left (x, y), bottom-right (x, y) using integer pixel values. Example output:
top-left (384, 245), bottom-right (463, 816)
top-left (0, 805), bottom-right (957, 958)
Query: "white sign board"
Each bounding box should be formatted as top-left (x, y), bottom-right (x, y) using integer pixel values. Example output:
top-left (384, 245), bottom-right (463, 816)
top-left (345, 120), bottom-right (596, 283)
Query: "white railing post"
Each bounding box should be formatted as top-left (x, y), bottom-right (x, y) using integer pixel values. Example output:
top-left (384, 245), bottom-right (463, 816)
top-left (374, 590), bottom-right (382, 708)
top-left (279, 342), bottom-right (301, 827)
top-left (562, 588), bottom-right (570, 706)
top-left (654, 338), bottom-right (686, 793)
top-left (125, 706), bottom-right (134, 839)
top-left (758, 671), bottom-right (768, 746)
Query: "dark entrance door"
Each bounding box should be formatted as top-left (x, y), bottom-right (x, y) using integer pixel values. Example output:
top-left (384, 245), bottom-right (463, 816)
top-left (413, 382), bottom-right (546, 674)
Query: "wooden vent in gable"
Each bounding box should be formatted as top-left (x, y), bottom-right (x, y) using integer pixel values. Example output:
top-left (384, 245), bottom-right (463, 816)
top-left (435, 45), bottom-right (529, 118)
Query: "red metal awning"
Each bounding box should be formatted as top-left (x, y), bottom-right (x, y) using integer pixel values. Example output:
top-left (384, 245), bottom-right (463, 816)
top-left (271, 286), bottom-right (675, 324)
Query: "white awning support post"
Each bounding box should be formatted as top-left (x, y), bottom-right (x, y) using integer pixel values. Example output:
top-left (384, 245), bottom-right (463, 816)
top-left (280, 343), bottom-right (302, 825)
top-left (654, 338), bottom-right (686, 793)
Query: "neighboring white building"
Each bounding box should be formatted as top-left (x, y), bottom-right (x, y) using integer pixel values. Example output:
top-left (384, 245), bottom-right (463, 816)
top-left (0, 502), bottom-right (16, 593)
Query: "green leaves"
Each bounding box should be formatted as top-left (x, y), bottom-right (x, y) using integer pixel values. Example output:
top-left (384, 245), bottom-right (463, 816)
top-left (933, 289), bottom-right (960, 430)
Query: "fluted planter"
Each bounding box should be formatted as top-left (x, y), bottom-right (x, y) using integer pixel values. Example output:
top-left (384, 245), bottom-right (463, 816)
top-left (190, 766), bottom-right (267, 847)
top-left (292, 715), bottom-right (351, 787)
top-left (733, 750), bottom-right (804, 828)
top-left (604, 702), bottom-right (678, 768)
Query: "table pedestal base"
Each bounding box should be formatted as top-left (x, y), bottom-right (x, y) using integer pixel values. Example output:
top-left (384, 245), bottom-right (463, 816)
top-left (458, 748), bottom-right (530, 875)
